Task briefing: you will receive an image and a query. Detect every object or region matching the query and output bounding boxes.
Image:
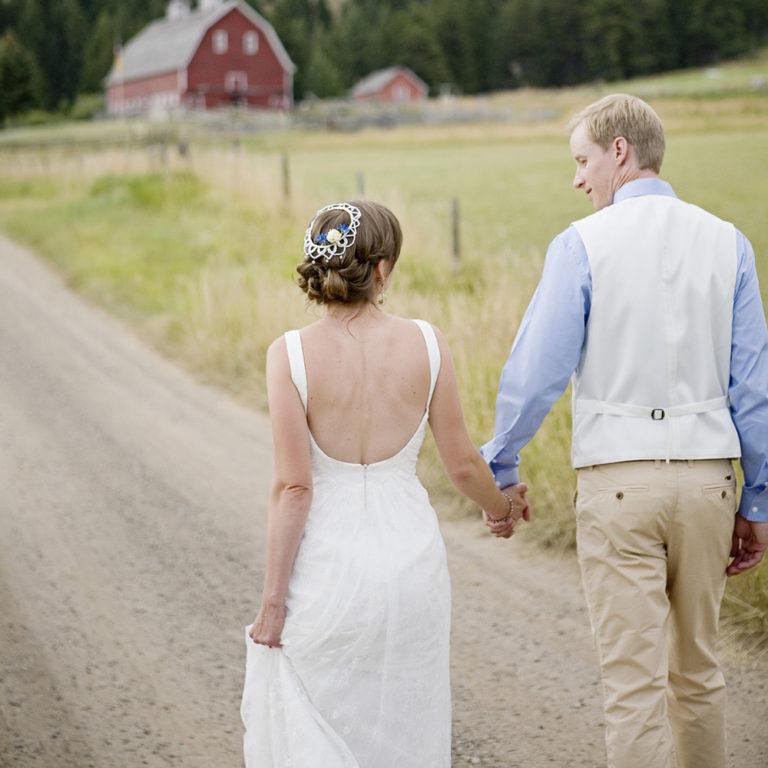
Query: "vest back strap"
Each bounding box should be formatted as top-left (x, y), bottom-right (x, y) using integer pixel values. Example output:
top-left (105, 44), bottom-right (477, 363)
top-left (574, 395), bottom-right (729, 420)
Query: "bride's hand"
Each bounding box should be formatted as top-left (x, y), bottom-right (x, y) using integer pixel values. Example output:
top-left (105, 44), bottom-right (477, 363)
top-left (483, 509), bottom-right (517, 538)
top-left (483, 483), bottom-right (530, 538)
top-left (249, 601), bottom-right (286, 647)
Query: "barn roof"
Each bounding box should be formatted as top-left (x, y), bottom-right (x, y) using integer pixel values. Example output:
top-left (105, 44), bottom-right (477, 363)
top-left (106, 0), bottom-right (295, 85)
top-left (349, 66), bottom-right (428, 98)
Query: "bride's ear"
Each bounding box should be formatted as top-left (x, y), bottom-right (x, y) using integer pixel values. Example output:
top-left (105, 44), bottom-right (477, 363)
top-left (373, 260), bottom-right (392, 282)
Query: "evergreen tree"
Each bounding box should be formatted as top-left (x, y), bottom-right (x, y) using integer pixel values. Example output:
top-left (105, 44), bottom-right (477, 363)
top-left (582, 0), bottom-right (640, 81)
top-left (538, 0), bottom-right (586, 85)
top-left (633, 0), bottom-right (677, 75)
top-left (499, 0), bottom-right (587, 87)
top-left (0, 28), bottom-right (37, 119)
top-left (303, 41), bottom-right (345, 97)
top-left (1, 0), bottom-right (765, 112)
top-left (0, 0), bottom-right (21, 34)
top-left (390, 4), bottom-right (451, 89)
top-left (741, 0), bottom-right (768, 46)
top-left (80, 8), bottom-right (126, 93)
top-left (267, 0), bottom-right (334, 100)
top-left (332, 1), bottom-right (389, 89)
top-left (18, 0), bottom-right (87, 109)
top-left (497, 0), bottom-right (543, 87)
top-left (427, 0), bottom-right (490, 92)
top-left (688, 0), bottom-right (748, 62)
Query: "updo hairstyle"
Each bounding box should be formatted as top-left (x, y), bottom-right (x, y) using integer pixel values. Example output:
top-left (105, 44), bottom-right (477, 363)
top-left (297, 200), bottom-right (403, 305)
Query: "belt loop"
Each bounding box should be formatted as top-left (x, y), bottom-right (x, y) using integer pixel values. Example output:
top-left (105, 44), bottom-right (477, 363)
top-left (688, 459), bottom-right (695, 468)
top-left (654, 459), bottom-right (662, 470)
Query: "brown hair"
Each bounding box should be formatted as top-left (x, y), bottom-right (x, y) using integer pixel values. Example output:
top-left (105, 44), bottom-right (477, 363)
top-left (297, 200), bottom-right (403, 305)
top-left (567, 93), bottom-right (666, 173)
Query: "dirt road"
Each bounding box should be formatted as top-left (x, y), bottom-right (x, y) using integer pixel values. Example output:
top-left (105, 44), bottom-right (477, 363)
top-left (1, 236), bottom-right (765, 767)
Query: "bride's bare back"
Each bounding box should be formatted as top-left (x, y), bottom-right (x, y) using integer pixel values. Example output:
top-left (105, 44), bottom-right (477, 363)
top-left (258, 198), bottom-right (516, 543)
top-left (299, 309), bottom-right (430, 465)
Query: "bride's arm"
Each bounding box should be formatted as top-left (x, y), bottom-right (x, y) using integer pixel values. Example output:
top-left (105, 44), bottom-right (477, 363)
top-left (427, 326), bottom-right (526, 524)
top-left (250, 338), bottom-right (313, 647)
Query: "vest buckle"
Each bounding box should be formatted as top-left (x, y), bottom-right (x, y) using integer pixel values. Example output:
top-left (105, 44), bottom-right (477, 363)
top-left (651, 408), bottom-right (665, 420)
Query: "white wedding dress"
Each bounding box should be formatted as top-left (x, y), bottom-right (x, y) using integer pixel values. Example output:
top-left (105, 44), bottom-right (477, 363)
top-left (241, 319), bottom-right (451, 768)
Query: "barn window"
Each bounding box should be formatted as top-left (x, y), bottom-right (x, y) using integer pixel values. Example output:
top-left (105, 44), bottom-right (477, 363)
top-left (243, 31), bottom-right (258, 55)
top-left (213, 29), bottom-right (228, 54)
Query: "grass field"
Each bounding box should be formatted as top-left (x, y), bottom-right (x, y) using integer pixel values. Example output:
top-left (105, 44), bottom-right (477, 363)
top-left (0, 57), bottom-right (767, 650)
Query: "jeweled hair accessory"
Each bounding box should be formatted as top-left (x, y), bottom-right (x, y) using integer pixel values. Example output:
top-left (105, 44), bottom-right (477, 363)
top-left (303, 203), bottom-right (361, 262)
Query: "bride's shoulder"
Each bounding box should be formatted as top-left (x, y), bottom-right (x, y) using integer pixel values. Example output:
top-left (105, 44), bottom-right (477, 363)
top-left (383, 315), bottom-right (438, 341)
top-left (277, 319), bottom-right (324, 343)
top-left (405, 317), bottom-right (449, 346)
top-left (385, 315), bottom-right (439, 333)
top-left (266, 323), bottom-right (315, 363)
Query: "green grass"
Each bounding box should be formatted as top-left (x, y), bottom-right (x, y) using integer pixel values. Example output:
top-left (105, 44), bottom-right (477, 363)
top-left (0, 74), bottom-right (766, 646)
top-left (0, 172), bottom-right (215, 319)
top-left (614, 47), bottom-right (768, 98)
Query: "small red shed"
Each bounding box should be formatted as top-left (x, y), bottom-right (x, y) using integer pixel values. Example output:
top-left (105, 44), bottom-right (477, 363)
top-left (349, 67), bottom-right (428, 103)
top-left (106, 0), bottom-right (295, 115)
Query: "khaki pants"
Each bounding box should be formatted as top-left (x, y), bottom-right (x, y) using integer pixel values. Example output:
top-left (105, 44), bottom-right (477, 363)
top-left (575, 459), bottom-right (736, 768)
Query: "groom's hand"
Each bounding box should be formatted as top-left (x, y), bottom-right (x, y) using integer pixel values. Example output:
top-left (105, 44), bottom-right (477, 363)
top-left (484, 483), bottom-right (530, 539)
top-left (727, 515), bottom-right (768, 576)
top-left (505, 483), bottom-right (531, 523)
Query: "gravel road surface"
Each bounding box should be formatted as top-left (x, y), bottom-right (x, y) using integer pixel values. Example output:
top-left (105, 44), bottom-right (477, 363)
top-left (1, 235), bottom-right (765, 767)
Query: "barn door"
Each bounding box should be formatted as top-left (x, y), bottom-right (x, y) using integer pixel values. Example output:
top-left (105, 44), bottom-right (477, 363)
top-left (225, 71), bottom-right (248, 105)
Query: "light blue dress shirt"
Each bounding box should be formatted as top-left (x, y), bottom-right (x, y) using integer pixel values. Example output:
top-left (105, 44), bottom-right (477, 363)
top-left (481, 178), bottom-right (768, 522)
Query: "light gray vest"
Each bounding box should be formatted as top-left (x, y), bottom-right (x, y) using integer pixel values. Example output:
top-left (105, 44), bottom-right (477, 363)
top-left (570, 192), bottom-right (741, 468)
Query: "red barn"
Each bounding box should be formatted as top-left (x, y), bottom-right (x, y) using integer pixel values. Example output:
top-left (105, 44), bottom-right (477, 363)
top-left (105, 0), bottom-right (295, 115)
top-left (350, 67), bottom-right (428, 103)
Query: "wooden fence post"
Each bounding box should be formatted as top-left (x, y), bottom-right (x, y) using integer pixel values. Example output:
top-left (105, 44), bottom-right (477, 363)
top-left (282, 153), bottom-right (290, 201)
top-left (450, 197), bottom-right (461, 273)
top-left (231, 138), bottom-right (240, 192)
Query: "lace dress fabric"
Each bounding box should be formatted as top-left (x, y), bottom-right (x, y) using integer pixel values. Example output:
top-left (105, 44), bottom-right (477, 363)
top-left (241, 319), bottom-right (451, 768)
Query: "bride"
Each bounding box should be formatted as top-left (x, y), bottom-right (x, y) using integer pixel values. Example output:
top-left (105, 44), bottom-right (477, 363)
top-left (241, 200), bottom-right (529, 767)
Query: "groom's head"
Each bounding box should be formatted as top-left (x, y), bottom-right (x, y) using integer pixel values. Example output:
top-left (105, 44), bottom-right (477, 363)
top-left (567, 94), bottom-right (666, 210)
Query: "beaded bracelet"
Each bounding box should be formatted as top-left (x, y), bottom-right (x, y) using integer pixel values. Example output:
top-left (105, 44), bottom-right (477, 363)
top-left (487, 492), bottom-right (516, 525)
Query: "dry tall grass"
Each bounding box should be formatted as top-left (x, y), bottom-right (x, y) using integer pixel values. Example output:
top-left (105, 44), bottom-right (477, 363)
top-left (0, 83), bottom-right (766, 644)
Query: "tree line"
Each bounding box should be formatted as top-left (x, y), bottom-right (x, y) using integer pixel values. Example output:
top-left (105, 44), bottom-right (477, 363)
top-left (1, 0), bottom-right (767, 122)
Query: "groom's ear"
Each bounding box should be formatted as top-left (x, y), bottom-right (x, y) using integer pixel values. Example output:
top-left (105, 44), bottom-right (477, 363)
top-left (613, 136), bottom-right (630, 165)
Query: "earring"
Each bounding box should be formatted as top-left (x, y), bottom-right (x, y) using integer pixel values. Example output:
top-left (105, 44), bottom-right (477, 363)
top-left (374, 276), bottom-right (386, 307)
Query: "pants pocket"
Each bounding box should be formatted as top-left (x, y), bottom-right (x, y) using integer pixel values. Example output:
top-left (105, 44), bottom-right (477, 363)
top-left (700, 480), bottom-right (737, 515)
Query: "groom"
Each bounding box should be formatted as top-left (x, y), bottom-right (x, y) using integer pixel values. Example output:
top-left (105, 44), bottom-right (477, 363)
top-left (481, 94), bottom-right (768, 768)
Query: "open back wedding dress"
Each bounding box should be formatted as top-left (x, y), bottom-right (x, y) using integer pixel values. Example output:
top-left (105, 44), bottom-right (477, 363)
top-left (241, 319), bottom-right (451, 767)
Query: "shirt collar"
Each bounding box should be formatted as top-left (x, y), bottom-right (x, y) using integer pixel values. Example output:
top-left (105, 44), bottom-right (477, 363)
top-left (613, 177), bottom-right (676, 204)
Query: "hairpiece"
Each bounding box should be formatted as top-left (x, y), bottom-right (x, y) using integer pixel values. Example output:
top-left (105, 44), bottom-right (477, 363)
top-left (303, 203), bottom-right (361, 262)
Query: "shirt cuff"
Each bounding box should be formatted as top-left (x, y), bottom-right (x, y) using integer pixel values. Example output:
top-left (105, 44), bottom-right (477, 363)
top-left (738, 488), bottom-right (768, 522)
top-left (490, 463), bottom-right (520, 489)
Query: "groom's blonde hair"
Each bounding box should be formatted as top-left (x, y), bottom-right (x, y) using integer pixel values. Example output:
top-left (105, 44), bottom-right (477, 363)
top-left (567, 94), bottom-right (666, 173)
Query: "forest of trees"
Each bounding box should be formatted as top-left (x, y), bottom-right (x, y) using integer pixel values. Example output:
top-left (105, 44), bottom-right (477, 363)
top-left (0, 0), bottom-right (767, 122)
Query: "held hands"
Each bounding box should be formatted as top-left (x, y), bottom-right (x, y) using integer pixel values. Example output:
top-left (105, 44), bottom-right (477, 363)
top-left (727, 514), bottom-right (768, 576)
top-left (249, 601), bottom-right (286, 647)
top-left (483, 483), bottom-right (530, 539)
